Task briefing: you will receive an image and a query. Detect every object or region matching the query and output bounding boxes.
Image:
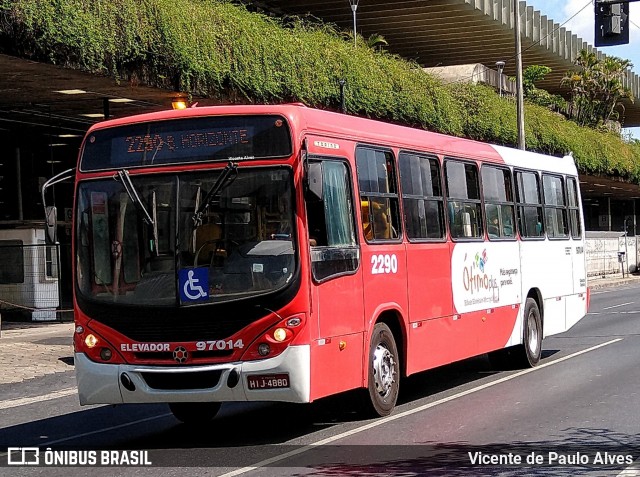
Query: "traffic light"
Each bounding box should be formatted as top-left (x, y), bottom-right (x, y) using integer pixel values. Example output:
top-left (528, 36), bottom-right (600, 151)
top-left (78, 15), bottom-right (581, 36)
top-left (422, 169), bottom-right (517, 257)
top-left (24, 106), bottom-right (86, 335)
top-left (595, 1), bottom-right (629, 47)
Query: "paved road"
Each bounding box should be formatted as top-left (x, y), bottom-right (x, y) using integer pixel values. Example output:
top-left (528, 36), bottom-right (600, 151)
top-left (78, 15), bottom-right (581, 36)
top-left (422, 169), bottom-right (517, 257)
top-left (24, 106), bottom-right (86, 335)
top-left (1, 282), bottom-right (639, 476)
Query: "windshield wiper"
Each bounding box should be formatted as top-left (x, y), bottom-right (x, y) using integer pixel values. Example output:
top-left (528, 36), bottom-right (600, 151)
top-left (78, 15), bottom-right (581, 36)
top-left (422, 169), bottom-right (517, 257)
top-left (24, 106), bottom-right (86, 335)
top-left (192, 161), bottom-right (238, 227)
top-left (115, 169), bottom-right (154, 225)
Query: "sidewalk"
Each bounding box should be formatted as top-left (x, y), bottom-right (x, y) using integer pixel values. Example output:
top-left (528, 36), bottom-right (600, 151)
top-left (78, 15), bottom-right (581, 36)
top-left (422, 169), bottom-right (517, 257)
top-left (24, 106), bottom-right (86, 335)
top-left (1, 274), bottom-right (639, 387)
top-left (0, 321), bottom-right (74, 385)
top-left (587, 272), bottom-right (640, 290)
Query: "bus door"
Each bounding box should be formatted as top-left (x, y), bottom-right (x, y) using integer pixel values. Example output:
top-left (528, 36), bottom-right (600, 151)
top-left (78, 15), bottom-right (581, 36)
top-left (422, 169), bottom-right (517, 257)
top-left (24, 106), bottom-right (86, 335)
top-left (397, 152), bottom-right (454, 373)
top-left (305, 154), bottom-right (364, 399)
top-left (354, 146), bottom-right (408, 359)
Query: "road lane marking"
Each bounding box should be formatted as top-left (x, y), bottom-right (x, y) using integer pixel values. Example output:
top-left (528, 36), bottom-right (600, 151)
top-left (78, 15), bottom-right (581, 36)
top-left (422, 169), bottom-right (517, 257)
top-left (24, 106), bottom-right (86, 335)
top-left (217, 338), bottom-right (623, 477)
top-left (617, 458), bottom-right (640, 477)
top-left (0, 413), bottom-right (173, 460)
top-left (37, 413), bottom-right (172, 446)
top-left (602, 302), bottom-right (634, 310)
top-left (0, 388), bottom-right (77, 410)
top-left (588, 311), bottom-right (640, 316)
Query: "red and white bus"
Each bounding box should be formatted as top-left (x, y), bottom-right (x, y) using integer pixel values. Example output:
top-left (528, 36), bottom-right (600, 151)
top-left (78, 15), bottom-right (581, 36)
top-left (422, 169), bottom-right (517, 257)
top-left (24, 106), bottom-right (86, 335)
top-left (50, 103), bottom-right (588, 422)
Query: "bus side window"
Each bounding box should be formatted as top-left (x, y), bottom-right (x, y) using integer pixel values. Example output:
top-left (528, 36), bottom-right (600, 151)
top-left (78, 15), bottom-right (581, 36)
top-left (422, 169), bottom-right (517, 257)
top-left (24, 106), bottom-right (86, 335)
top-left (398, 152), bottom-right (445, 241)
top-left (515, 170), bottom-right (545, 238)
top-left (567, 177), bottom-right (582, 238)
top-left (355, 147), bottom-right (401, 242)
top-left (305, 159), bottom-right (359, 282)
top-left (481, 165), bottom-right (515, 240)
top-left (542, 174), bottom-right (569, 239)
top-left (445, 159), bottom-right (483, 239)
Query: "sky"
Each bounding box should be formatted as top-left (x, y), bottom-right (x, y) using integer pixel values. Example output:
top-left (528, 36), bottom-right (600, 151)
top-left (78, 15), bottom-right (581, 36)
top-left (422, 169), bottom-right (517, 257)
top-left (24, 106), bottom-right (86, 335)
top-left (524, 0), bottom-right (640, 140)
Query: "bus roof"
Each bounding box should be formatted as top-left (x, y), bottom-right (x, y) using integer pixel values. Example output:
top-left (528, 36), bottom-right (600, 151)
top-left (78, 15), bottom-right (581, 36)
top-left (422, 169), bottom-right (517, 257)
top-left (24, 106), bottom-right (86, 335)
top-left (87, 103), bottom-right (576, 175)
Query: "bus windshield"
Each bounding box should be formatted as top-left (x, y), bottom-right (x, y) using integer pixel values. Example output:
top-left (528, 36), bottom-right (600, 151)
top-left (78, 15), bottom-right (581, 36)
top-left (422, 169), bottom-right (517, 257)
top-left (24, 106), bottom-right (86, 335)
top-left (75, 167), bottom-right (296, 306)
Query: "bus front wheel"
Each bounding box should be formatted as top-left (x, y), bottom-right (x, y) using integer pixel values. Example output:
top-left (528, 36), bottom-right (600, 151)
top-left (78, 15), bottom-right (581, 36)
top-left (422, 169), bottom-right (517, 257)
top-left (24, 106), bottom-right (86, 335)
top-left (365, 323), bottom-right (400, 417)
top-left (169, 402), bottom-right (221, 424)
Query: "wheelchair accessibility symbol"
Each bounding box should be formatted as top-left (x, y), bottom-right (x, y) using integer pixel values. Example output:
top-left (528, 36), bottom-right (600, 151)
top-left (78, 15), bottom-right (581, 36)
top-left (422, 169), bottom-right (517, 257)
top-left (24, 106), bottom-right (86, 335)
top-left (179, 268), bottom-right (209, 302)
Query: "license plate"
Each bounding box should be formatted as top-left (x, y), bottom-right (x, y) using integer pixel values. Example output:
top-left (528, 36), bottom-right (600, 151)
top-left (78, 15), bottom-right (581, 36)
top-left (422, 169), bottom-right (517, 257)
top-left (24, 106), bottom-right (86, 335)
top-left (247, 374), bottom-right (290, 390)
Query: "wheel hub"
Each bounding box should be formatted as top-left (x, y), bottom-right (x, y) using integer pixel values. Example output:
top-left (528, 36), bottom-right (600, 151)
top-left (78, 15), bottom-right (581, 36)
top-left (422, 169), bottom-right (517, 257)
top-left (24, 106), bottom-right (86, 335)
top-left (372, 344), bottom-right (396, 397)
top-left (527, 311), bottom-right (539, 354)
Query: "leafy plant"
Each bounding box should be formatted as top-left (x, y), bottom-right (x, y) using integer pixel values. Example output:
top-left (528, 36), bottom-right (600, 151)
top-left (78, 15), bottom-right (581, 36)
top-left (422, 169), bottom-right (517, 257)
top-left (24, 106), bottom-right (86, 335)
top-left (522, 65), bottom-right (566, 111)
top-left (1, 1), bottom-right (639, 181)
top-left (562, 50), bottom-right (634, 127)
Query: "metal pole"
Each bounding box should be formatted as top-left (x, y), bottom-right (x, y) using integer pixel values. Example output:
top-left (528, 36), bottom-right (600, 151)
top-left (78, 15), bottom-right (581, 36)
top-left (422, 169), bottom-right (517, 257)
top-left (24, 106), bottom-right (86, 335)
top-left (624, 217), bottom-right (629, 276)
top-left (350, 1), bottom-right (358, 47)
top-left (514, 0), bottom-right (525, 150)
top-left (15, 147), bottom-right (23, 220)
top-left (103, 98), bottom-right (110, 120)
top-left (634, 200), bottom-right (638, 271)
top-left (496, 61), bottom-right (505, 98)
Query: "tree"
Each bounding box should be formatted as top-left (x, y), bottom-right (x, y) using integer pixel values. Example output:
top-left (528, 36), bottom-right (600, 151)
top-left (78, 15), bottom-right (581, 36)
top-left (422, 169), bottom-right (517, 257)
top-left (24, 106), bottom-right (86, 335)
top-left (522, 65), bottom-right (566, 111)
top-left (561, 50), bottom-right (634, 128)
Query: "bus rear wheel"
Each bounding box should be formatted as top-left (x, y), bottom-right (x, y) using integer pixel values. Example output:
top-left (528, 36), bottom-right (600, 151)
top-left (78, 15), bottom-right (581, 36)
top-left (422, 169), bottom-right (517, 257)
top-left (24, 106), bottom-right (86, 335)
top-left (365, 323), bottom-right (400, 417)
top-left (488, 298), bottom-right (542, 369)
top-left (169, 402), bottom-right (221, 424)
top-left (517, 297), bottom-right (542, 367)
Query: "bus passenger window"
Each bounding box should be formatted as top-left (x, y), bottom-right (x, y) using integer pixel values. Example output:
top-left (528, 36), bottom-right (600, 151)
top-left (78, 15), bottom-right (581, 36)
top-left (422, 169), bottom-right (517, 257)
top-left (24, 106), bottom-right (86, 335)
top-left (567, 177), bottom-right (582, 238)
top-left (445, 160), bottom-right (483, 239)
top-left (356, 147), bottom-right (401, 242)
top-left (482, 165), bottom-right (515, 240)
top-left (516, 170), bottom-right (545, 238)
top-left (398, 152), bottom-right (444, 240)
top-left (543, 174), bottom-right (568, 239)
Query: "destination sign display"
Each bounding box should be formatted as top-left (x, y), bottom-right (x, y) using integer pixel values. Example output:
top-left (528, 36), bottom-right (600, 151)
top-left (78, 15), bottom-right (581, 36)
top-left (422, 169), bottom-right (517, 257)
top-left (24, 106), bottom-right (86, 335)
top-left (80, 115), bottom-right (292, 171)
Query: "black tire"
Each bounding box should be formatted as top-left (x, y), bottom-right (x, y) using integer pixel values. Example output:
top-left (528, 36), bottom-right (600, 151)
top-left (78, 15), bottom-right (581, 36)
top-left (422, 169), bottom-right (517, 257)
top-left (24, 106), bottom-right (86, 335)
top-left (169, 402), bottom-right (221, 424)
top-left (488, 297), bottom-right (542, 370)
top-left (516, 297), bottom-right (543, 367)
top-left (364, 323), bottom-right (400, 417)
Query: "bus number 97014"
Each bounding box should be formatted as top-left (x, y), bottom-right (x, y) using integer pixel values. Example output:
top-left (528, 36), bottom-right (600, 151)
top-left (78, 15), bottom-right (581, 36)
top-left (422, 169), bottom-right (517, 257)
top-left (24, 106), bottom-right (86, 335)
top-left (196, 340), bottom-right (244, 351)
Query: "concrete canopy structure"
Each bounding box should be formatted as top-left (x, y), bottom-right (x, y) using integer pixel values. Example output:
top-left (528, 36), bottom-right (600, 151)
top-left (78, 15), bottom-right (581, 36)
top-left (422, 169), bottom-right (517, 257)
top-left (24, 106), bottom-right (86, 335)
top-left (257, 0), bottom-right (640, 126)
top-left (0, 0), bottom-right (638, 229)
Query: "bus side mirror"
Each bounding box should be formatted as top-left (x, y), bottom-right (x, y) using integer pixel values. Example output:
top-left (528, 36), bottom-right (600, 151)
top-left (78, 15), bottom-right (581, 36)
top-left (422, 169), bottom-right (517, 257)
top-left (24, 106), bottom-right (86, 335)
top-left (45, 206), bottom-right (58, 244)
top-left (306, 162), bottom-right (323, 200)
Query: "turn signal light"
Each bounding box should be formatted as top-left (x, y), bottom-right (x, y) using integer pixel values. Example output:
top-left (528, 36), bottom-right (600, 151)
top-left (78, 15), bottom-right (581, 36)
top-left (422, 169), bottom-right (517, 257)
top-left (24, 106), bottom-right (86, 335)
top-left (273, 328), bottom-right (287, 342)
top-left (241, 314), bottom-right (306, 361)
top-left (85, 334), bottom-right (98, 348)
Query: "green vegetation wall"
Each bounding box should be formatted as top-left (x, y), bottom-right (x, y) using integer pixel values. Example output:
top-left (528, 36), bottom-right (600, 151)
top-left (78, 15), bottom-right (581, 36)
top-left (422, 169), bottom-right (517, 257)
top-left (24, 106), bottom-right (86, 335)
top-left (1, 0), bottom-right (639, 179)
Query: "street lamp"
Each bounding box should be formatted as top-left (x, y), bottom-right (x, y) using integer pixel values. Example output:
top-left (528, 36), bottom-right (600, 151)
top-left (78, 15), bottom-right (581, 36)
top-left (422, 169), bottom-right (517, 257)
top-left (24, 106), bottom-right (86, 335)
top-left (349, 0), bottom-right (359, 47)
top-left (513, 0), bottom-right (525, 150)
top-left (495, 60), bottom-right (505, 97)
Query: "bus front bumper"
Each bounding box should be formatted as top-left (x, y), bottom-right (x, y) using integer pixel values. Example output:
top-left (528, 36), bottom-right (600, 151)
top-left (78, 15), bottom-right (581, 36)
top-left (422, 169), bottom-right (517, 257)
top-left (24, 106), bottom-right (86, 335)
top-left (75, 345), bottom-right (310, 405)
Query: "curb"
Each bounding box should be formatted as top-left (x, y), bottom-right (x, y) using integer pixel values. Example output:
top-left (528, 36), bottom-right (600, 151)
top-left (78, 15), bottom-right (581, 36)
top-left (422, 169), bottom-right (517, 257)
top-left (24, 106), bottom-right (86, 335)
top-left (588, 277), bottom-right (640, 291)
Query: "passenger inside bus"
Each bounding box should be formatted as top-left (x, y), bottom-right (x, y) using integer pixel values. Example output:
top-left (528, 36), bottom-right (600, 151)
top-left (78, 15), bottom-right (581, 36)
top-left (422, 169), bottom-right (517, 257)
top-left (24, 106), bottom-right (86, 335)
top-left (362, 201), bottom-right (395, 240)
